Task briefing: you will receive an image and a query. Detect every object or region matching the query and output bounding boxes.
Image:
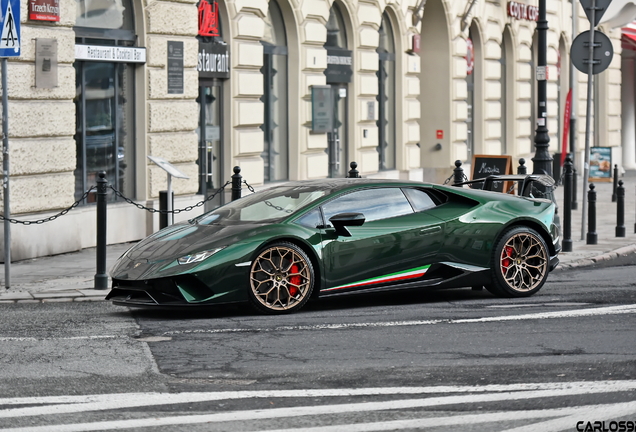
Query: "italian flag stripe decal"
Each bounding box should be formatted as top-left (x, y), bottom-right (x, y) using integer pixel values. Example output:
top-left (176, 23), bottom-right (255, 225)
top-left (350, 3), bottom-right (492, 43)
top-left (323, 265), bottom-right (431, 292)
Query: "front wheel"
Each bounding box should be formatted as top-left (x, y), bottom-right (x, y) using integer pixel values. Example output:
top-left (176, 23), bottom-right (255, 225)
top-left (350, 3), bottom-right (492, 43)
top-left (487, 226), bottom-right (549, 298)
top-left (248, 242), bottom-right (314, 314)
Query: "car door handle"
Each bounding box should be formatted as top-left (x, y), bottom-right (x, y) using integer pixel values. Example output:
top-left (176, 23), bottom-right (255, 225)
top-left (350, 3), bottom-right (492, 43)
top-left (420, 226), bottom-right (442, 235)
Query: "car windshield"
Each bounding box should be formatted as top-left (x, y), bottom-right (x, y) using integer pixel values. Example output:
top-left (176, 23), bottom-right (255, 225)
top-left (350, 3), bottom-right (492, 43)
top-left (193, 185), bottom-right (328, 225)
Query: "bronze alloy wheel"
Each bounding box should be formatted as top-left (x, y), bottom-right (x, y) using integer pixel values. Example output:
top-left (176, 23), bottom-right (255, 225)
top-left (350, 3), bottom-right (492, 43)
top-left (249, 242), bottom-right (314, 314)
top-left (488, 227), bottom-right (549, 297)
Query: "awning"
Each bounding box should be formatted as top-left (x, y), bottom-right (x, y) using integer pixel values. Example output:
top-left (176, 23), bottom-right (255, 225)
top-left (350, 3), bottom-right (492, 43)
top-left (624, 32), bottom-right (636, 50)
top-left (623, 22), bottom-right (636, 50)
top-left (600, 0), bottom-right (636, 29)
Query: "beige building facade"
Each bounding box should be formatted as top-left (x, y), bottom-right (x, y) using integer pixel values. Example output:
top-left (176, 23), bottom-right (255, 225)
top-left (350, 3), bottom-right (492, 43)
top-left (0, 0), bottom-right (623, 260)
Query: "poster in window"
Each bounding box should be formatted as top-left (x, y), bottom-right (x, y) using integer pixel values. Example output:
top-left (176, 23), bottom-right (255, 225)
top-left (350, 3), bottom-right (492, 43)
top-left (589, 147), bottom-right (612, 182)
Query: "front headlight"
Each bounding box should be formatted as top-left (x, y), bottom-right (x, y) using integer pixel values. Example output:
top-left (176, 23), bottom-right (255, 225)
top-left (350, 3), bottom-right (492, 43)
top-left (177, 247), bottom-right (226, 265)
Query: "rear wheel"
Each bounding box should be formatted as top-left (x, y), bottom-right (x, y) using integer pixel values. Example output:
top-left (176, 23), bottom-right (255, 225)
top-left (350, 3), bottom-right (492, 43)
top-left (488, 226), bottom-right (549, 297)
top-left (248, 242), bottom-right (314, 314)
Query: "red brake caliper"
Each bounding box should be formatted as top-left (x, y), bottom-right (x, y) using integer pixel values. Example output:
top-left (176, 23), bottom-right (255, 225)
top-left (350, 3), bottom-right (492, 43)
top-left (501, 246), bottom-right (514, 270)
top-left (288, 264), bottom-right (301, 297)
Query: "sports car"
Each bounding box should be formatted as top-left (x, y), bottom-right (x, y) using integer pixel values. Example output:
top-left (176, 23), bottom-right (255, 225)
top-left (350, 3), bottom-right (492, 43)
top-left (107, 175), bottom-right (560, 314)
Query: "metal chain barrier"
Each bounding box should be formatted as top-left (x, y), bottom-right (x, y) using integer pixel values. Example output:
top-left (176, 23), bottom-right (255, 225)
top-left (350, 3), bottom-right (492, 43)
top-left (0, 187), bottom-right (96, 225)
top-left (109, 181), bottom-right (231, 214)
top-left (242, 180), bottom-right (256, 194)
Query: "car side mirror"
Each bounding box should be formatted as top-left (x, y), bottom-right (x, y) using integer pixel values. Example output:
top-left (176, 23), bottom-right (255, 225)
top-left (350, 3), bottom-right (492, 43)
top-left (328, 212), bottom-right (365, 237)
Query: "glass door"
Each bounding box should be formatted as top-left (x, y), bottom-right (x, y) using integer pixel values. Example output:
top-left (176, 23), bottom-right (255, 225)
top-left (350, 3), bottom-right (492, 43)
top-left (328, 84), bottom-right (347, 177)
top-left (74, 61), bottom-right (134, 203)
top-left (198, 82), bottom-right (224, 211)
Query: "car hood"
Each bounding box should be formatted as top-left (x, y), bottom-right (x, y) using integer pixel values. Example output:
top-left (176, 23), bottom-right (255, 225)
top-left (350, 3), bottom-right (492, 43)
top-left (111, 221), bottom-right (261, 280)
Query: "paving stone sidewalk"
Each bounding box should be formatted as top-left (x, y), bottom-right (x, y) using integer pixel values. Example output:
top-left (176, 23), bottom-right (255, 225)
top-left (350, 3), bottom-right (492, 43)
top-left (0, 175), bottom-right (635, 303)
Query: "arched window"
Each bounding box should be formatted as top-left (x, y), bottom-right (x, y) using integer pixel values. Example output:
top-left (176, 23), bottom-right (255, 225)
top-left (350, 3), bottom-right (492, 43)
top-left (74, 0), bottom-right (137, 203)
top-left (377, 12), bottom-right (396, 170)
top-left (261, 0), bottom-right (288, 182)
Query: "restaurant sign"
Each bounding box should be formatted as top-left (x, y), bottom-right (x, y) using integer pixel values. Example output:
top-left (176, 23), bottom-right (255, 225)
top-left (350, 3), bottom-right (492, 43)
top-left (29, 0), bottom-right (60, 21)
top-left (75, 44), bottom-right (146, 63)
top-left (507, 1), bottom-right (539, 21)
top-left (198, 41), bottom-right (230, 79)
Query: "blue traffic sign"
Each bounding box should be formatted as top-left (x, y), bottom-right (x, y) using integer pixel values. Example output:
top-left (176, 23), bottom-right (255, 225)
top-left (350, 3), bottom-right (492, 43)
top-left (0, 0), bottom-right (20, 57)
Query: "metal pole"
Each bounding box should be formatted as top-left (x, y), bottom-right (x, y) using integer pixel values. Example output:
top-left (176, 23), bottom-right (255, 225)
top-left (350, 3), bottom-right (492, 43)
top-left (2, 58), bottom-right (10, 289)
top-left (581, 0), bottom-right (596, 241)
top-left (94, 171), bottom-right (108, 290)
top-left (167, 173), bottom-right (173, 225)
top-left (231, 166), bottom-right (242, 201)
top-left (570, 1), bottom-right (578, 210)
top-left (532, 0), bottom-right (553, 176)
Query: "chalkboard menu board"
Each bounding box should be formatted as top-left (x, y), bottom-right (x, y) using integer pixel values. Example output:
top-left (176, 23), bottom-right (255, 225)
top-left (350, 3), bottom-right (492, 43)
top-left (470, 155), bottom-right (513, 192)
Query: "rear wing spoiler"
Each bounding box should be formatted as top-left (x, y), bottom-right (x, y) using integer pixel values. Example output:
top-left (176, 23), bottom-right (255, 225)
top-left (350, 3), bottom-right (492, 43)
top-left (454, 174), bottom-right (556, 198)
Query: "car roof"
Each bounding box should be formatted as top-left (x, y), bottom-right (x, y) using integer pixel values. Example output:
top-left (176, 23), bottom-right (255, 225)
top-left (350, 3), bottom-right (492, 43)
top-left (273, 178), bottom-right (432, 193)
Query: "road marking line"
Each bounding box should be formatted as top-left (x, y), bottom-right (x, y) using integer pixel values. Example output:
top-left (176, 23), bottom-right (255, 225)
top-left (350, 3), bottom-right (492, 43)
top-left (0, 335), bottom-right (123, 342)
top-left (500, 401), bottom-right (636, 432)
top-left (1, 381), bottom-right (636, 420)
top-left (160, 304), bottom-right (636, 335)
top-left (1, 305), bottom-right (633, 342)
top-left (246, 402), bottom-right (636, 432)
top-left (1, 400), bottom-right (634, 432)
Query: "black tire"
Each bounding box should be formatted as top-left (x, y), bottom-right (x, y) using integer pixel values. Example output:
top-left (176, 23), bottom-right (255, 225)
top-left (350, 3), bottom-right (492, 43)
top-left (248, 242), bottom-right (315, 314)
top-left (488, 226), bottom-right (550, 298)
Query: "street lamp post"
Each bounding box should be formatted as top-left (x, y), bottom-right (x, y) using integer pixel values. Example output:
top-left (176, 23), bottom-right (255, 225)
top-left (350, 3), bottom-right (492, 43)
top-left (532, 0), bottom-right (553, 176)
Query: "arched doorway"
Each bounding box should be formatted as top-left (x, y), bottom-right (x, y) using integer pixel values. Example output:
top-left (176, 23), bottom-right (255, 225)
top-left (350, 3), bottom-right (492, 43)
top-left (377, 12), bottom-right (396, 171)
top-left (261, 0), bottom-right (288, 183)
top-left (197, 0), bottom-right (230, 210)
top-left (324, 2), bottom-right (351, 178)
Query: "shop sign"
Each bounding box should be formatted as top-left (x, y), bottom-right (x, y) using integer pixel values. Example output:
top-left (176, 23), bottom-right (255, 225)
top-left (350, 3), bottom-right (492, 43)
top-left (198, 0), bottom-right (220, 37)
top-left (325, 47), bottom-right (352, 84)
top-left (29, 0), bottom-right (59, 22)
top-left (75, 44), bottom-right (146, 63)
top-left (198, 41), bottom-right (230, 79)
top-left (507, 1), bottom-right (539, 21)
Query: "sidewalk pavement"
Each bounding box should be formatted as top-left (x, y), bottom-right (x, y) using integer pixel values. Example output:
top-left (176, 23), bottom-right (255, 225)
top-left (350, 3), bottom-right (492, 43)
top-left (1, 175), bottom-right (635, 304)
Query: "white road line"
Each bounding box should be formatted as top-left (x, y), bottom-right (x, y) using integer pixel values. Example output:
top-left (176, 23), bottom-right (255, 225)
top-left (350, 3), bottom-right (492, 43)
top-left (2, 380), bottom-right (635, 407)
top-left (500, 401), bottom-right (636, 432)
top-left (2, 400), bottom-right (635, 432)
top-left (0, 335), bottom-right (123, 342)
top-left (252, 403), bottom-right (636, 432)
top-left (161, 304), bottom-right (636, 336)
top-left (1, 381), bottom-right (636, 421)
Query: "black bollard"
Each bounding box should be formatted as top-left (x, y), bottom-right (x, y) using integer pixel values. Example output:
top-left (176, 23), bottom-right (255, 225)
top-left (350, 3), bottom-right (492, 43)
top-left (452, 160), bottom-right (464, 187)
top-left (586, 183), bottom-right (597, 245)
top-left (612, 164), bottom-right (619, 202)
top-left (562, 158), bottom-right (573, 252)
top-left (517, 158), bottom-right (527, 195)
top-left (231, 166), bottom-right (242, 201)
top-left (347, 161), bottom-right (360, 178)
top-left (95, 171), bottom-right (109, 290)
top-left (616, 180), bottom-right (626, 237)
top-left (571, 159), bottom-right (578, 210)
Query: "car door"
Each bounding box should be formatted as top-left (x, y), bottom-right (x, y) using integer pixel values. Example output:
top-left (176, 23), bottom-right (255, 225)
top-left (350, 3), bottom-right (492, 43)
top-left (319, 187), bottom-right (445, 294)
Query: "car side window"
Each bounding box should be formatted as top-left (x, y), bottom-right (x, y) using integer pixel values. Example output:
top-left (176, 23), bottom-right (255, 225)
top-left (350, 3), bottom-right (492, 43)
top-left (322, 188), bottom-right (413, 224)
top-left (294, 208), bottom-right (323, 229)
top-left (402, 188), bottom-right (438, 212)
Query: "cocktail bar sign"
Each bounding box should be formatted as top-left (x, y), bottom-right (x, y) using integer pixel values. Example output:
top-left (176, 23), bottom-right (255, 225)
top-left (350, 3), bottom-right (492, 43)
top-left (29, 0), bottom-right (60, 22)
top-left (507, 1), bottom-right (539, 21)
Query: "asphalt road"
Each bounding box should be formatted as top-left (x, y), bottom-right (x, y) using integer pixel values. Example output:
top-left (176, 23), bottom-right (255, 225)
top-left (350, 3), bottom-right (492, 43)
top-left (0, 259), bottom-right (634, 431)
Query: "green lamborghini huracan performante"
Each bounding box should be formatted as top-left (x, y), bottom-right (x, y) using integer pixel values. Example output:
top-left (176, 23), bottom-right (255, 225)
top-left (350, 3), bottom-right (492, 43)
top-left (107, 175), bottom-right (560, 314)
